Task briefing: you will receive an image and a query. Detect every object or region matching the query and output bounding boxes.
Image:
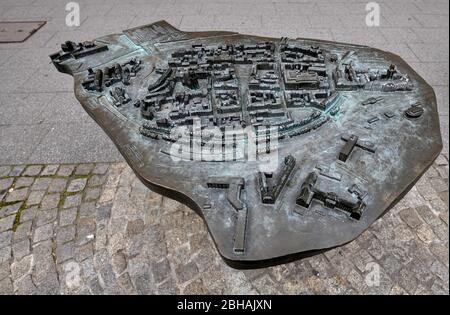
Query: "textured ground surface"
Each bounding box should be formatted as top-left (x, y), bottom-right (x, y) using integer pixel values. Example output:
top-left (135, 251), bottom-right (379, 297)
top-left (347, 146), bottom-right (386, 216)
top-left (0, 0), bottom-right (448, 295)
top-left (0, 155), bottom-right (448, 295)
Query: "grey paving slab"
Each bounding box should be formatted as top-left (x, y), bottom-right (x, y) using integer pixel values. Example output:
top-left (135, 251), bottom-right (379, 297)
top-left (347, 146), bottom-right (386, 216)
top-left (415, 0), bottom-right (449, 15)
top-left (31, 0), bottom-right (105, 6)
top-left (80, 3), bottom-right (118, 18)
top-left (0, 124), bottom-right (51, 165)
top-left (413, 14), bottom-right (449, 28)
top-left (312, 14), bottom-right (347, 29)
top-left (408, 43), bottom-right (449, 62)
top-left (409, 62), bottom-right (449, 86)
top-left (201, 2), bottom-right (275, 16)
top-left (178, 14), bottom-right (218, 32)
top-left (384, 0), bottom-right (423, 16)
top-left (439, 116), bottom-right (449, 154)
top-left (379, 28), bottom-right (422, 44)
top-left (107, 3), bottom-right (161, 17)
top-left (80, 15), bottom-right (137, 35)
top-left (316, 2), bottom-right (362, 15)
top-left (19, 67), bottom-right (74, 93)
top-left (27, 121), bottom-right (122, 164)
top-left (0, 5), bottom-right (55, 21)
top-left (262, 14), bottom-right (311, 30)
top-left (434, 86), bottom-right (449, 116)
top-left (1, 0), bottom-right (35, 6)
top-left (273, 2), bottom-right (318, 15)
top-left (331, 28), bottom-right (387, 45)
top-left (0, 49), bottom-right (17, 67)
top-left (0, 47), bottom-right (56, 71)
top-left (298, 28), bottom-right (334, 41)
top-left (411, 27), bottom-right (449, 44)
top-left (382, 14), bottom-right (423, 28)
top-left (214, 14), bottom-right (262, 31)
top-left (38, 92), bottom-right (92, 124)
top-left (0, 68), bottom-right (35, 94)
top-left (155, 2), bottom-right (202, 16)
top-left (0, 93), bottom-right (54, 125)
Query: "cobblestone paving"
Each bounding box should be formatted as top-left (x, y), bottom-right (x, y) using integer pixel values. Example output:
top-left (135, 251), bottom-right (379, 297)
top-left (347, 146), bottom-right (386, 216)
top-left (0, 153), bottom-right (448, 295)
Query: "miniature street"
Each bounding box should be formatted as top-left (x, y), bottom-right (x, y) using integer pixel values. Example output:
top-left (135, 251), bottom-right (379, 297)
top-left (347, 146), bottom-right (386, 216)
top-left (0, 0), bottom-right (448, 295)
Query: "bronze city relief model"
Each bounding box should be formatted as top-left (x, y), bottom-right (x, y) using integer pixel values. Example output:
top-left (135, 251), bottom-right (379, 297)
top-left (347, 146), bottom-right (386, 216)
top-left (50, 21), bottom-right (442, 268)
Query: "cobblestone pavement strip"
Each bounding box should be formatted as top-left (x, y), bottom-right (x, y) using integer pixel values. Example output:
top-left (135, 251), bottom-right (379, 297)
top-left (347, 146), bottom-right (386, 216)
top-left (0, 154), bottom-right (448, 295)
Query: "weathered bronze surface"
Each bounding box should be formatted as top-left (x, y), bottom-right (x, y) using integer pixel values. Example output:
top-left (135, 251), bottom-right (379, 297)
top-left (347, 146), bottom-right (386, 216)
top-left (50, 21), bottom-right (442, 268)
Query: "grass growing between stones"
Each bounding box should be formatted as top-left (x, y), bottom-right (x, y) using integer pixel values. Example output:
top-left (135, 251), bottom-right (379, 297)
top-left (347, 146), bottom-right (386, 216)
top-left (12, 201), bottom-right (28, 232)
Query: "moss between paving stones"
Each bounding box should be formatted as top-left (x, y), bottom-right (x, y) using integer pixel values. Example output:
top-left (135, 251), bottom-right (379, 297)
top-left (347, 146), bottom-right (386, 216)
top-left (58, 191), bottom-right (76, 208)
top-left (2, 164), bottom-right (96, 232)
top-left (0, 200), bottom-right (21, 209)
top-left (12, 202), bottom-right (28, 232)
top-left (2, 163), bottom-right (105, 239)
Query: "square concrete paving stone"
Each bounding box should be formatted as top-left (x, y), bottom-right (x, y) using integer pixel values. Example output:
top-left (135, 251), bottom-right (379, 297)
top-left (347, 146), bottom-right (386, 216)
top-left (0, 93), bottom-right (53, 126)
top-left (38, 92), bottom-right (93, 124)
top-left (27, 121), bottom-right (123, 164)
top-left (0, 124), bottom-right (53, 165)
top-left (14, 177), bottom-right (35, 189)
top-left (0, 21), bottom-right (46, 43)
top-left (67, 178), bottom-right (87, 193)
